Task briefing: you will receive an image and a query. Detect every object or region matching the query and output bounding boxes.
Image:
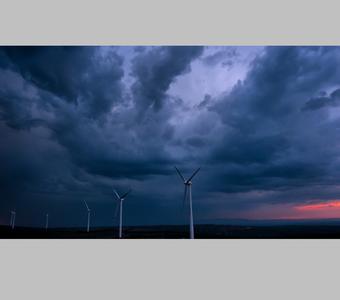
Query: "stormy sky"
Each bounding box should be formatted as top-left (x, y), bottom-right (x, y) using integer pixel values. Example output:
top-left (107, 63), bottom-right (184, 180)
top-left (1, 46), bottom-right (340, 228)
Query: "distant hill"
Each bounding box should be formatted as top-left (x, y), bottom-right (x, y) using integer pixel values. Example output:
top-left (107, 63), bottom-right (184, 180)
top-left (197, 218), bottom-right (340, 226)
top-left (2, 222), bottom-right (340, 239)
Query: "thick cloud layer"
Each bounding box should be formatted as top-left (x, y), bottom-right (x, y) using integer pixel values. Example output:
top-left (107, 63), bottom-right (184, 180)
top-left (131, 46), bottom-right (203, 113)
top-left (209, 47), bottom-right (340, 193)
top-left (1, 46), bottom-right (340, 227)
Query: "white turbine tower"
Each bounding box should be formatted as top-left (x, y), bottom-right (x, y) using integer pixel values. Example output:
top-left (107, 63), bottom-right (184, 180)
top-left (45, 213), bottom-right (49, 232)
top-left (10, 210), bottom-right (16, 230)
top-left (83, 200), bottom-right (91, 233)
top-left (113, 188), bottom-right (131, 239)
top-left (175, 166), bottom-right (200, 239)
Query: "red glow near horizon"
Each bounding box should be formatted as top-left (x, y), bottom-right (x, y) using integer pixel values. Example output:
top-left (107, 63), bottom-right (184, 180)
top-left (296, 200), bottom-right (340, 211)
top-left (287, 200), bottom-right (340, 219)
top-left (222, 200), bottom-right (340, 220)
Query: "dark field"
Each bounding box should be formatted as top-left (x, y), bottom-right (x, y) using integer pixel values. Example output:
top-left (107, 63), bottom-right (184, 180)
top-left (2, 224), bottom-right (340, 239)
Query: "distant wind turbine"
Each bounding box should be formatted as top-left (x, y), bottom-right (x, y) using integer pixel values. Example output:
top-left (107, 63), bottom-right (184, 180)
top-left (45, 213), bottom-right (49, 232)
top-left (175, 166), bottom-right (200, 239)
top-left (83, 200), bottom-right (91, 233)
top-left (113, 188), bottom-right (131, 238)
top-left (10, 210), bottom-right (16, 230)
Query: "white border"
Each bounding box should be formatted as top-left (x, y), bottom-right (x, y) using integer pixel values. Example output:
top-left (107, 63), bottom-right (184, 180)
top-left (0, 240), bottom-right (339, 299)
top-left (0, 0), bottom-right (339, 45)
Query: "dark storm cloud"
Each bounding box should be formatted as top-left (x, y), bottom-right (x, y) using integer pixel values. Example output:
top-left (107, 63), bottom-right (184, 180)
top-left (1, 46), bottom-right (93, 101)
top-left (42, 94), bottom-right (175, 180)
top-left (131, 46), bottom-right (204, 114)
top-left (214, 47), bottom-right (339, 122)
top-left (302, 88), bottom-right (340, 111)
top-left (209, 46), bottom-right (340, 195)
top-left (186, 136), bottom-right (206, 148)
top-left (213, 134), bottom-right (289, 165)
top-left (0, 46), bottom-right (183, 182)
top-left (0, 46), bottom-right (124, 118)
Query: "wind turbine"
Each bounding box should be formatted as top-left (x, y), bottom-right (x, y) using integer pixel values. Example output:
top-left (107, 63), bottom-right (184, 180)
top-left (10, 210), bottom-right (16, 230)
top-left (113, 188), bottom-right (131, 238)
top-left (175, 166), bottom-right (200, 239)
top-left (83, 200), bottom-right (91, 233)
top-left (45, 213), bottom-right (49, 232)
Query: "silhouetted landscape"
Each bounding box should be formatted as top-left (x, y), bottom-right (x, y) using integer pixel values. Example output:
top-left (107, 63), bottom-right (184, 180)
top-left (3, 220), bottom-right (340, 239)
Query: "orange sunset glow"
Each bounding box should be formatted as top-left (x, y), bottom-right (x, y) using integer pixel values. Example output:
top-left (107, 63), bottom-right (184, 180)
top-left (296, 200), bottom-right (340, 211)
top-left (287, 200), bottom-right (340, 219)
top-left (225, 200), bottom-right (340, 220)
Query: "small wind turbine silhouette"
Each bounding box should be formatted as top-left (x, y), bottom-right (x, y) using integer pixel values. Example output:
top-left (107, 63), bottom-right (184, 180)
top-left (83, 200), bottom-right (91, 233)
top-left (175, 166), bottom-right (200, 239)
top-left (10, 210), bottom-right (16, 230)
top-left (45, 213), bottom-right (49, 232)
top-left (113, 188), bottom-right (131, 238)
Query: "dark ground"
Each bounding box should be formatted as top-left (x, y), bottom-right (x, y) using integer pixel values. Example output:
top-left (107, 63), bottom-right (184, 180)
top-left (2, 224), bottom-right (340, 239)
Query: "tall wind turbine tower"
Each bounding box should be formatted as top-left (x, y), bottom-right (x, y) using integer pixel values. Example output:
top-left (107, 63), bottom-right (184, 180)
top-left (113, 188), bottom-right (131, 238)
top-left (83, 200), bottom-right (91, 233)
top-left (175, 166), bottom-right (200, 239)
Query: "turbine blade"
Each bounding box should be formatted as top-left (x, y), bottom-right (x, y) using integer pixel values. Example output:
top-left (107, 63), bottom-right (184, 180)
top-left (174, 166), bottom-right (185, 182)
top-left (188, 167), bottom-right (201, 182)
top-left (83, 200), bottom-right (90, 211)
top-left (113, 189), bottom-right (120, 200)
top-left (121, 189), bottom-right (131, 199)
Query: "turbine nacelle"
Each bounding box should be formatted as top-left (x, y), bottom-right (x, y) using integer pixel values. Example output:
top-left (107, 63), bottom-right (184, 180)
top-left (113, 188), bottom-right (131, 202)
top-left (175, 166), bottom-right (200, 185)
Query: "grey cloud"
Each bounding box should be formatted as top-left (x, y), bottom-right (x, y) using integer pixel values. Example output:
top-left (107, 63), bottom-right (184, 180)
top-left (302, 88), bottom-right (340, 111)
top-left (1, 46), bottom-right (124, 118)
top-left (197, 94), bottom-right (212, 110)
top-left (209, 46), bottom-right (340, 193)
top-left (131, 46), bottom-right (204, 114)
top-left (186, 136), bottom-right (206, 148)
top-left (202, 47), bottom-right (238, 67)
